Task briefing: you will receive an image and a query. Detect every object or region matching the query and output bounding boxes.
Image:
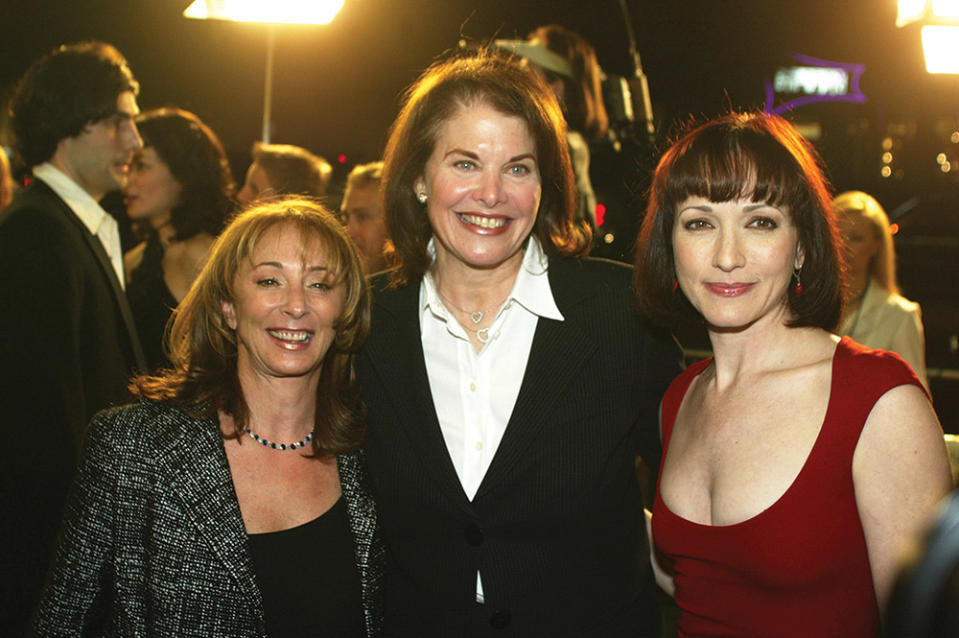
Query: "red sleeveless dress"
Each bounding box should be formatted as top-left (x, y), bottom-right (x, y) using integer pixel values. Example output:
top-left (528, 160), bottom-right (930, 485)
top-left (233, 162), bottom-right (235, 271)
top-left (652, 337), bottom-right (924, 637)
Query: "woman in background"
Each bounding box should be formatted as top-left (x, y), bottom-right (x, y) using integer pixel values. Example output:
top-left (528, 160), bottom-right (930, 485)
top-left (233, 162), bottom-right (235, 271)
top-left (123, 107), bottom-right (235, 370)
top-left (635, 112), bottom-right (950, 637)
top-left (834, 190), bottom-right (927, 387)
top-left (33, 199), bottom-right (381, 637)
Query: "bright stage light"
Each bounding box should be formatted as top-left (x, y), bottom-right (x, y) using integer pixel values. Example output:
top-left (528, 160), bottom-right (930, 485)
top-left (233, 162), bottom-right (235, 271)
top-left (183, 0), bottom-right (344, 25)
top-left (931, 0), bottom-right (959, 18)
top-left (898, 0), bottom-right (929, 26)
top-left (921, 25), bottom-right (959, 73)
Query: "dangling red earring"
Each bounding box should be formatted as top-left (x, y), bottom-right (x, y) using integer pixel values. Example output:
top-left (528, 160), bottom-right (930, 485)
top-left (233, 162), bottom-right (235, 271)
top-left (673, 279), bottom-right (679, 292)
top-left (793, 267), bottom-right (803, 296)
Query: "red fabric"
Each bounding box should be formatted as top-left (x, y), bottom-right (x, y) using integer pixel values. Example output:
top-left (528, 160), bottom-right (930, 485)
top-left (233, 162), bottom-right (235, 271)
top-left (652, 337), bottom-right (923, 637)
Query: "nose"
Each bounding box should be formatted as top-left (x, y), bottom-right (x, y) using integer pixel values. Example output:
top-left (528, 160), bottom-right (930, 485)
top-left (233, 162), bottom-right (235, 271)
top-left (126, 120), bottom-right (143, 152)
top-left (713, 227), bottom-right (745, 272)
top-left (282, 285), bottom-right (307, 318)
top-left (473, 169), bottom-right (506, 208)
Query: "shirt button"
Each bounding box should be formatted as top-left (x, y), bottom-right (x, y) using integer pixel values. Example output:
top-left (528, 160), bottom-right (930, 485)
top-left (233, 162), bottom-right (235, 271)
top-left (474, 441), bottom-right (483, 451)
top-left (470, 382), bottom-right (476, 392)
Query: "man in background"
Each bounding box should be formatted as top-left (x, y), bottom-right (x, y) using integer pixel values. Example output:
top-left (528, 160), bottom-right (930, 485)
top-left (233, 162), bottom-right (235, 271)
top-left (0, 41), bottom-right (146, 633)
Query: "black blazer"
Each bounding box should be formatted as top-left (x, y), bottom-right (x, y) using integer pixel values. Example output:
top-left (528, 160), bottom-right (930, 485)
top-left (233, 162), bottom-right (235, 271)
top-left (31, 400), bottom-right (384, 637)
top-left (0, 180), bottom-right (145, 635)
top-left (356, 256), bottom-right (683, 637)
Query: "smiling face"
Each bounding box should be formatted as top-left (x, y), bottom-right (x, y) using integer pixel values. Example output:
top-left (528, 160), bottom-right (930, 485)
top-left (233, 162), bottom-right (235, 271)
top-left (57, 90), bottom-right (142, 200)
top-left (673, 195), bottom-right (803, 332)
top-left (414, 101), bottom-right (542, 276)
top-left (124, 146), bottom-right (181, 227)
top-left (221, 223), bottom-right (345, 387)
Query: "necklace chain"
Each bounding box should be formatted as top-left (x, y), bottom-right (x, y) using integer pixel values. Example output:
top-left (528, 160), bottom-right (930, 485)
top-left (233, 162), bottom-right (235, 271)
top-left (244, 426), bottom-right (313, 451)
top-left (435, 287), bottom-right (510, 326)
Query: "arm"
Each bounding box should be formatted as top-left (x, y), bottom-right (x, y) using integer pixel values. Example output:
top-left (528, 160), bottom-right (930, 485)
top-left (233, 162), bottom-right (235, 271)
top-left (852, 383), bottom-right (952, 611)
top-left (645, 507), bottom-right (676, 596)
top-left (32, 410), bottom-right (125, 635)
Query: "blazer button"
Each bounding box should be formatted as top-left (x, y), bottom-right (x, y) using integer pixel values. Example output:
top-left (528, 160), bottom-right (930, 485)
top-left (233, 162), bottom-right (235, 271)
top-left (464, 523), bottom-right (484, 546)
top-left (489, 609), bottom-right (512, 629)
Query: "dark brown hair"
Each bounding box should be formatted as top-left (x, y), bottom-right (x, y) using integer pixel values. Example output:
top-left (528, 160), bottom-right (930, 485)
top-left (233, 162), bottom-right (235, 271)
top-left (634, 112), bottom-right (843, 330)
top-left (131, 198), bottom-right (371, 455)
top-left (135, 108), bottom-right (235, 240)
top-left (381, 48), bottom-right (591, 286)
top-left (10, 41), bottom-right (139, 168)
top-left (527, 25), bottom-right (609, 140)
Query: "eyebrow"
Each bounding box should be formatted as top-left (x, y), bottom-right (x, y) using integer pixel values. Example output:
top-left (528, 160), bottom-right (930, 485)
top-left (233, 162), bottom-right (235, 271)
top-left (680, 202), bottom-right (781, 213)
top-left (252, 261), bottom-right (331, 273)
top-left (443, 148), bottom-right (537, 164)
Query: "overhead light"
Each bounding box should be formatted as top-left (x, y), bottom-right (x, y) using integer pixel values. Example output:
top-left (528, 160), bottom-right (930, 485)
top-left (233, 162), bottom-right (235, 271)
top-left (183, 0), bottom-right (344, 25)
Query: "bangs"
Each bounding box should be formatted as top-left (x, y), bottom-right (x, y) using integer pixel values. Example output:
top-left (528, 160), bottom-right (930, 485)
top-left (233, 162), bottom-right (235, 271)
top-left (663, 120), bottom-right (806, 212)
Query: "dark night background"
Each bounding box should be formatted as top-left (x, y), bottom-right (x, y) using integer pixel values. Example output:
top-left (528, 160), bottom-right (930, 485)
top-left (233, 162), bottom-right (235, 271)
top-left (2, 0), bottom-right (957, 428)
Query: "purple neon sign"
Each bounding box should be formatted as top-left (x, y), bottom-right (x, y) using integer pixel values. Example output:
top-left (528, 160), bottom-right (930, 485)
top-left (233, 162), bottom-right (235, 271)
top-left (764, 52), bottom-right (866, 115)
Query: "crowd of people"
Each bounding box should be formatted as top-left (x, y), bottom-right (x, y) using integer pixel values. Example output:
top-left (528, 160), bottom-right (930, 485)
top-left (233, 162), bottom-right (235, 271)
top-left (0, 28), bottom-right (953, 638)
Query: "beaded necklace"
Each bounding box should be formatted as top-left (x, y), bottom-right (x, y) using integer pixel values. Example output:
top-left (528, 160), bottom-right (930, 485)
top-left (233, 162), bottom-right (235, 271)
top-left (244, 426), bottom-right (313, 451)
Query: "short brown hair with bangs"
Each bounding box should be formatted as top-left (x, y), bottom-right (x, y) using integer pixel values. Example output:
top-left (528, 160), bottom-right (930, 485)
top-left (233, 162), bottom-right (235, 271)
top-left (131, 198), bottom-right (371, 455)
top-left (634, 112), bottom-right (843, 330)
top-left (381, 47), bottom-right (591, 286)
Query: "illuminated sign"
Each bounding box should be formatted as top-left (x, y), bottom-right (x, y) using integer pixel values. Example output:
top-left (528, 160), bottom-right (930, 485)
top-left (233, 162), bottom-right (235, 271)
top-left (764, 53), bottom-right (866, 115)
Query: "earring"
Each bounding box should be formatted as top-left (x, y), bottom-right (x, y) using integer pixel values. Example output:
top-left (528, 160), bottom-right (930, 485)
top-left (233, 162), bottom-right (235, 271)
top-left (673, 279), bottom-right (679, 292)
top-left (417, 191), bottom-right (428, 204)
top-left (793, 266), bottom-right (803, 296)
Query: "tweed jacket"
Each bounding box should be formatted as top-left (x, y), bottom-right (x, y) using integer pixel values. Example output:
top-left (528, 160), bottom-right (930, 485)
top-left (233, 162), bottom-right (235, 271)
top-left (32, 400), bottom-right (383, 637)
top-left (357, 256), bottom-right (684, 637)
top-left (0, 180), bottom-right (145, 634)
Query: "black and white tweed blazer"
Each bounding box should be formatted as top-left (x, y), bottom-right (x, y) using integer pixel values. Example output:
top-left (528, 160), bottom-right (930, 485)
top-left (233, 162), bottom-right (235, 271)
top-left (31, 399), bottom-right (383, 637)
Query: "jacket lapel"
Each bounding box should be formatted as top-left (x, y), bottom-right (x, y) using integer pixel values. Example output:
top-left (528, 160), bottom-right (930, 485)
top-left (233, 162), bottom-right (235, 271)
top-left (367, 281), bottom-right (474, 511)
top-left (475, 258), bottom-right (598, 499)
top-left (41, 182), bottom-right (147, 370)
top-left (156, 411), bottom-right (263, 610)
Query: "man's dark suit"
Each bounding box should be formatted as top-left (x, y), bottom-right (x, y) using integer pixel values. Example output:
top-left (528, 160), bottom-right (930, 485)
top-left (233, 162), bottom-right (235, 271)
top-left (357, 256), bottom-right (684, 637)
top-left (0, 179), bottom-right (144, 634)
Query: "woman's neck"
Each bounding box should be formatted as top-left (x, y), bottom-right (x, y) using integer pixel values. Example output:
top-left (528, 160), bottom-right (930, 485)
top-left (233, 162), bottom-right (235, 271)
top-left (236, 369), bottom-right (320, 440)
top-left (432, 249), bottom-right (524, 311)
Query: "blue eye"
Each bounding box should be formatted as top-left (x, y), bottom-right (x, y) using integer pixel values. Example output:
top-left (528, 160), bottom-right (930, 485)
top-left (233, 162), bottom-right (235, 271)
top-left (508, 164), bottom-right (530, 176)
top-left (454, 160), bottom-right (475, 171)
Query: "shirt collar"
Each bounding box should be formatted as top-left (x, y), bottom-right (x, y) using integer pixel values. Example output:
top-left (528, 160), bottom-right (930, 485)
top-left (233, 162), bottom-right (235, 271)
top-left (419, 236), bottom-right (564, 322)
top-left (33, 162), bottom-right (111, 236)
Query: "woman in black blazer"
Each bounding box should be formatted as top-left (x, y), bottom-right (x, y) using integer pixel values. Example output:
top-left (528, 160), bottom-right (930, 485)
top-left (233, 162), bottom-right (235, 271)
top-left (33, 199), bottom-right (382, 637)
top-left (356, 49), bottom-right (682, 637)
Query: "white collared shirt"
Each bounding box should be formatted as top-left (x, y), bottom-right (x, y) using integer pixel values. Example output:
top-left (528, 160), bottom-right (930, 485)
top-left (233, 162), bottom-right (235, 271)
top-left (420, 236), bottom-right (563, 602)
top-left (33, 162), bottom-right (125, 289)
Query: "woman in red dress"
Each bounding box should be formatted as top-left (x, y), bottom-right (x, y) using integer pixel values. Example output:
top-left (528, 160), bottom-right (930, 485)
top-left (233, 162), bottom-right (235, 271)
top-left (634, 112), bottom-right (951, 637)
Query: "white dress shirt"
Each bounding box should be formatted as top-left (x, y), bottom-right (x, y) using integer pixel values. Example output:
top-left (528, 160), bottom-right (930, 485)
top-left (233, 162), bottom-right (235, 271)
top-left (420, 236), bottom-right (563, 601)
top-left (33, 162), bottom-right (125, 289)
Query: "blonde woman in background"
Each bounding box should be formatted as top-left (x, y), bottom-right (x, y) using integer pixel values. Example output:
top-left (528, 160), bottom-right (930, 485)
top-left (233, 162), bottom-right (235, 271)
top-left (834, 190), bottom-right (927, 387)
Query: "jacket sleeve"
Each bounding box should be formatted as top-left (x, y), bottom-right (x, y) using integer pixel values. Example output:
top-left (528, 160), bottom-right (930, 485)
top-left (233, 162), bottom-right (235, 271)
top-left (31, 409), bottom-right (131, 637)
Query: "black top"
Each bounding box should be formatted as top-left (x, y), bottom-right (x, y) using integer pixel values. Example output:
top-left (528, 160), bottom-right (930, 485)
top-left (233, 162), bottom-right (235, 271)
top-left (247, 497), bottom-right (365, 638)
top-left (126, 231), bottom-right (178, 371)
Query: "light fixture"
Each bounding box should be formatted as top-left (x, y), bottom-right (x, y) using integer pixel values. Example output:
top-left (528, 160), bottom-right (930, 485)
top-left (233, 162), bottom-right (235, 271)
top-left (897, 0), bottom-right (959, 73)
top-left (183, 0), bottom-right (345, 142)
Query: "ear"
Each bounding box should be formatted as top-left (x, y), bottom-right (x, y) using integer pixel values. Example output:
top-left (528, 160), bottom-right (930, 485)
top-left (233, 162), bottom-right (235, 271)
top-left (794, 243), bottom-right (805, 270)
top-left (413, 177), bottom-right (425, 196)
top-left (221, 301), bottom-right (237, 330)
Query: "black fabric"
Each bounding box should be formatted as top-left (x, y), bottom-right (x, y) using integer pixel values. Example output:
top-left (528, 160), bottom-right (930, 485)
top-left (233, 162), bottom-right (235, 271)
top-left (31, 400), bottom-right (384, 637)
top-left (0, 180), bottom-right (144, 636)
top-left (249, 498), bottom-right (365, 638)
top-left (356, 256), bottom-right (684, 637)
top-left (126, 230), bottom-right (178, 371)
